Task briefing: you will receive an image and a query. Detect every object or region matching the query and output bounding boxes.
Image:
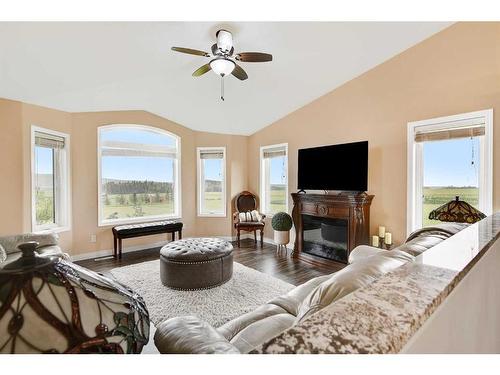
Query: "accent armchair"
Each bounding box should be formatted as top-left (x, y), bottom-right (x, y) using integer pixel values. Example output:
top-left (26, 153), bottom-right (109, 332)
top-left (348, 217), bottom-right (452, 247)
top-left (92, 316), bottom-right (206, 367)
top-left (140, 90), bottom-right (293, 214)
top-left (233, 191), bottom-right (266, 247)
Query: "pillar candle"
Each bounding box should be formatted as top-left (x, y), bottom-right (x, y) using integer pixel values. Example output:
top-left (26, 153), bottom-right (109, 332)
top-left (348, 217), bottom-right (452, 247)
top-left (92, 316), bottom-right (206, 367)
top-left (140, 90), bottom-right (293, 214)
top-left (372, 235), bottom-right (379, 247)
top-left (378, 226), bottom-right (385, 238)
top-left (384, 232), bottom-right (392, 245)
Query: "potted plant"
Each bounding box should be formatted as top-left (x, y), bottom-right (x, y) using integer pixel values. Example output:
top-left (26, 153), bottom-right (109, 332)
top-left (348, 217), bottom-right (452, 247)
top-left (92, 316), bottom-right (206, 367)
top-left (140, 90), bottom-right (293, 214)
top-left (271, 212), bottom-right (293, 254)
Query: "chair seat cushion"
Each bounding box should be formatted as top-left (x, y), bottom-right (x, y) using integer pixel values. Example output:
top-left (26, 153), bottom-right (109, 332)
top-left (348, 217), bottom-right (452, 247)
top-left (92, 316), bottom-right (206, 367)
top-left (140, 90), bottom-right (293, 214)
top-left (113, 220), bottom-right (182, 236)
top-left (235, 222), bottom-right (265, 228)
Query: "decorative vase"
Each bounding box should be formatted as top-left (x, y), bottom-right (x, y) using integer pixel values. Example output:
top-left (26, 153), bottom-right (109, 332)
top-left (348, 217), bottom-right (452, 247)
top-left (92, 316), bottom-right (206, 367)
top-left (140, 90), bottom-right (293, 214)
top-left (0, 241), bottom-right (150, 354)
top-left (274, 230), bottom-right (290, 245)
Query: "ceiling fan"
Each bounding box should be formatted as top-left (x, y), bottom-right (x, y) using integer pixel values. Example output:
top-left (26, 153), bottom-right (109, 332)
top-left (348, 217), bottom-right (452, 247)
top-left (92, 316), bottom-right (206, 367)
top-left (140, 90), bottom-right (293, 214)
top-left (172, 29), bottom-right (273, 101)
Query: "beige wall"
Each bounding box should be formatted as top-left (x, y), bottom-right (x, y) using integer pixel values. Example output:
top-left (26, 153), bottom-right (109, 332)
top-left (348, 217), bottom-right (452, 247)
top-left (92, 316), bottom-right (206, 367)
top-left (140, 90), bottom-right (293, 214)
top-left (0, 99), bottom-right (23, 235)
top-left (1, 22), bottom-right (500, 254)
top-left (248, 22), bottom-right (500, 244)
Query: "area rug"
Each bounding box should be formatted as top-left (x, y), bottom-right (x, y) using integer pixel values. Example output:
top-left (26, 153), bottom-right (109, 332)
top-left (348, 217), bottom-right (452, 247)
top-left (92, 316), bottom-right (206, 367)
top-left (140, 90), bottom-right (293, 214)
top-left (110, 260), bottom-right (295, 328)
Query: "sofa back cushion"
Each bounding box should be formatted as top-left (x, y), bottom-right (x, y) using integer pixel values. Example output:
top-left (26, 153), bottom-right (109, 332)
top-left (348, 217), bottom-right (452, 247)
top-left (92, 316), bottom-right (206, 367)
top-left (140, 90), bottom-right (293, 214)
top-left (295, 250), bottom-right (414, 322)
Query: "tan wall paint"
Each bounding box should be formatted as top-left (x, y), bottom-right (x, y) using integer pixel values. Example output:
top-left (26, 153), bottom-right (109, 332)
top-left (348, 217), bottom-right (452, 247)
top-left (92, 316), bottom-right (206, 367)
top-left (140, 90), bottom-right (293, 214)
top-left (0, 99), bottom-right (23, 235)
top-left (0, 103), bottom-right (247, 256)
top-left (248, 22), bottom-right (500, 245)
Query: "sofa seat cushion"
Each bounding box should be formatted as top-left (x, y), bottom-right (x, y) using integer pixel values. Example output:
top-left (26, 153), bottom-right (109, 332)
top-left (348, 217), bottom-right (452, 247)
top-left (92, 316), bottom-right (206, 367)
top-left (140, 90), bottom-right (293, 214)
top-left (296, 250), bottom-right (414, 322)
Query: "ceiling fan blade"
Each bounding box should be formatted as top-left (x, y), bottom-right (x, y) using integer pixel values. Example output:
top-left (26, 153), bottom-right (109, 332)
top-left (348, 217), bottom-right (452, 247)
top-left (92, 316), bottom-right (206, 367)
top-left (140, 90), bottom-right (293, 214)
top-left (171, 47), bottom-right (210, 57)
top-left (232, 64), bottom-right (248, 80)
top-left (235, 52), bottom-right (273, 62)
top-left (192, 63), bottom-right (211, 77)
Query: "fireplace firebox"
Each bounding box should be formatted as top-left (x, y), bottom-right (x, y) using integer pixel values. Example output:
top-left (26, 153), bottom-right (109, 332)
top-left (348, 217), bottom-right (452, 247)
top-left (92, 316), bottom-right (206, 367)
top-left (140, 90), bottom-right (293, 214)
top-left (291, 192), bottom-right (374, 264)
top-left (302, 215), bottom-right (348, 262)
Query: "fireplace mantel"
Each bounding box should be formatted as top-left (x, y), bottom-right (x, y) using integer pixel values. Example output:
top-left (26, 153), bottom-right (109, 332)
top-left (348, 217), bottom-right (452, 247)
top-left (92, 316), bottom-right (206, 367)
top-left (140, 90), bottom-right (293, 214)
top-left (291, 192), bottom-right (374, 264)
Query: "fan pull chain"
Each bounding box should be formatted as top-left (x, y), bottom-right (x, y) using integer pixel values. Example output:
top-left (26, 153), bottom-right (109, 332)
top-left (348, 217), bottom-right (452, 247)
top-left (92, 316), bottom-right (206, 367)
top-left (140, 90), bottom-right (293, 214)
top-left (220, 75), bottom-right (225, 101)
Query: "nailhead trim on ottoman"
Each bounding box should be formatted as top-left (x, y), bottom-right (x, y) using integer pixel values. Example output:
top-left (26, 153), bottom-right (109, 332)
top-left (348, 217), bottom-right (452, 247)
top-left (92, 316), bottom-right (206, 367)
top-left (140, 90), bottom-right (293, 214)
top-left (160, 238), bottom-right (233, 290)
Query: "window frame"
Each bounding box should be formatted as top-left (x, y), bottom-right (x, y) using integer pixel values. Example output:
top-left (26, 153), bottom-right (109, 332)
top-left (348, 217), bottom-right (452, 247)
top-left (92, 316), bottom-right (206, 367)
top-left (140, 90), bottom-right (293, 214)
top-left (31, 125), bottom-right (71, 233)
top-left (260, 143), bottom-right (289, 216)
top-left (97, 124), bottom-right (182, 227)
top-left (407, 109), bottom-right (493, 235)
top-left (196, 146), bottom-right (227, 217)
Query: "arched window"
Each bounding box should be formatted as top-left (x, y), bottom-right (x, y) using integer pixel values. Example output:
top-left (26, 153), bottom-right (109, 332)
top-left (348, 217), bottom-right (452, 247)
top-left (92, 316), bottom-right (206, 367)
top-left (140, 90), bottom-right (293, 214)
top-left (98, 125), bottom-right (180, 225)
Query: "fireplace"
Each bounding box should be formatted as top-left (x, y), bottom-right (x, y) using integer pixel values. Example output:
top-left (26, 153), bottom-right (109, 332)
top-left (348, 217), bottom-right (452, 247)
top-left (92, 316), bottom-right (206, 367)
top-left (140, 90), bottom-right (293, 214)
top-left (302, 215), bottom-right (348, 263)
top-left (291, 192), bottom-right (373, 264)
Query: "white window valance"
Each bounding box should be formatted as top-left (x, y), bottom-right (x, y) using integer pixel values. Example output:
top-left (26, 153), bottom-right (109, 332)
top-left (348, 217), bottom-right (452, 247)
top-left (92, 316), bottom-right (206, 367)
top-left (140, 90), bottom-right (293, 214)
top-left (262, 145), bottom-right (286, 159)
top-left (100, 140), bottom-right (178, 158)
top-left (414, 120), bottom-right (485, 143)
top-left (35, 131), bottom-right (65, 149)
top-left (199, 149), bottom-right (224, 159)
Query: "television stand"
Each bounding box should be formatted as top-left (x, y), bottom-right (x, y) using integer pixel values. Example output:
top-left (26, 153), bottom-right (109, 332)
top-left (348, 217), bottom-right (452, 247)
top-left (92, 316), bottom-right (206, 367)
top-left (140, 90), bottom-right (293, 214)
top-left (291, 192), bottom-right (374, 264)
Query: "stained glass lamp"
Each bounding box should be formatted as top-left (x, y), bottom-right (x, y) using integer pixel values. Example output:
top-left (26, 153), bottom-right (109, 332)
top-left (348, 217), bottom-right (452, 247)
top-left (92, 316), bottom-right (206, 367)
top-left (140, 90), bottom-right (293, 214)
top-left (428, 196), bottom-right (486, 224)
top-left (0, 241), bottom-right (150, 353)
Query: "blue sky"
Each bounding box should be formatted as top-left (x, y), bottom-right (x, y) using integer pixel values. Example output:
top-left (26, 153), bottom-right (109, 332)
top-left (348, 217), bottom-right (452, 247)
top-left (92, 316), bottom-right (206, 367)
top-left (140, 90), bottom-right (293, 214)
top-left (423, 137), bottom-right (479, 187)
top-left (35, 147), bottom-right (53, 174)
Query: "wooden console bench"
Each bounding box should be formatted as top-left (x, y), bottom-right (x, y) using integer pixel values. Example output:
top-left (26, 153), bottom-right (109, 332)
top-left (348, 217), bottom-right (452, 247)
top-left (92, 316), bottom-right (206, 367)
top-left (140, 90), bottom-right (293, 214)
top-left (112, 220), bottom-right (183, 259)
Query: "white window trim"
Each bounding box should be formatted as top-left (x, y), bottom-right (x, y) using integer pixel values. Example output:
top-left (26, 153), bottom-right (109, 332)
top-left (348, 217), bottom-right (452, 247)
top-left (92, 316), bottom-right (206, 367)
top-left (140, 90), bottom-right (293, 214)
top-left (407, 109), bottom-right (493, 235)
top-left (31, 125), bottom-right (71, 233)
top-left (196, 147), bottom-right (227, 217)
top-left (97, 124), bottom-right (182, 227)
top-left (260, 143), bottom-right (289, 216)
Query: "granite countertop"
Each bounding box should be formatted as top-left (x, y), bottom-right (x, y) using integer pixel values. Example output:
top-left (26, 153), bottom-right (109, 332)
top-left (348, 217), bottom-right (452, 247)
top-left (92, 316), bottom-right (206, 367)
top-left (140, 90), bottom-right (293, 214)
top-left (254, 213), bottom-right (500, 354)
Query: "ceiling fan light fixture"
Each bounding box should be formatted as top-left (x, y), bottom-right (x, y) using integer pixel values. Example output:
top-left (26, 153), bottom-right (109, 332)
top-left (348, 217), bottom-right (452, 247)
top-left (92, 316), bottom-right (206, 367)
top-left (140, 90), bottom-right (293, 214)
top-left (210, 58), bottom-right (235, 76)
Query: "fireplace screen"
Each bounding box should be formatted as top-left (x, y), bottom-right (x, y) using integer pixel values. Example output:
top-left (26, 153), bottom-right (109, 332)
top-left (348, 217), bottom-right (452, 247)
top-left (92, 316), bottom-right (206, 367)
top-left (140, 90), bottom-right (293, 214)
top-left (302, 214), bottom-right (348, 262)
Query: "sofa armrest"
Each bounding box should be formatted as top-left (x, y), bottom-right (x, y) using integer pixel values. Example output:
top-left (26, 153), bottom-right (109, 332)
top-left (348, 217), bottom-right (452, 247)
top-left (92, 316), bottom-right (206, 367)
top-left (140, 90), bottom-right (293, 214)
top-left (154, 316), bottom-right (240, 354)
top-left (348, 245), bottom-right (385, 264)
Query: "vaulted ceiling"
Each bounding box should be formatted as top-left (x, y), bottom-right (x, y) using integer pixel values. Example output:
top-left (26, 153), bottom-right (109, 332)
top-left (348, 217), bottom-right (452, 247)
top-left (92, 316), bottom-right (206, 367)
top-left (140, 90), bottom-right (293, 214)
top-left (0, 22), bottom-right (451, 135)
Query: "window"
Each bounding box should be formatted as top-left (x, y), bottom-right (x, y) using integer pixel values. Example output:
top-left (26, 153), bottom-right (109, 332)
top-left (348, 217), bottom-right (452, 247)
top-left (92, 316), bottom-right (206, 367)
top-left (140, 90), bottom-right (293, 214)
top-left (31, 127), bottom-right (70, 232)
top-left (407, 110), bottom-right (493, 234)
top-left (98, 125), bottom-right (180, 226)
top-left (260, 143), bottom-right (288, 215)
top-left (197, 147), bottom-right (226, 216)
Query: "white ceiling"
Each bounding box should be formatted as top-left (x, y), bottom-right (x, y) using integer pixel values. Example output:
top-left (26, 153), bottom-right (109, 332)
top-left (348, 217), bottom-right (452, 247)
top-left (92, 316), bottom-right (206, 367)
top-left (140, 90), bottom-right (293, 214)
top-left (0, 22), bottom-right (451, 135)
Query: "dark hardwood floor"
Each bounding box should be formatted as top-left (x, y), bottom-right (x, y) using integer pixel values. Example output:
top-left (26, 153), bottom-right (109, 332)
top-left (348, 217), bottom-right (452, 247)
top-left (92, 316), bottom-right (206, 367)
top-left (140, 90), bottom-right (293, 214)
top-left (76, 238), bottom-right (345, 285)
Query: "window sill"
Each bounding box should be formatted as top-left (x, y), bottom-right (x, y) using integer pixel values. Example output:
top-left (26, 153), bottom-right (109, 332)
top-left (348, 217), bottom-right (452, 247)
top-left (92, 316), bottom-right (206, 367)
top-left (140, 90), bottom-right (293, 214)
top-left (33, 226), bottom-right (71, 234)
top-left (98, 216), bottom-right (182, 227)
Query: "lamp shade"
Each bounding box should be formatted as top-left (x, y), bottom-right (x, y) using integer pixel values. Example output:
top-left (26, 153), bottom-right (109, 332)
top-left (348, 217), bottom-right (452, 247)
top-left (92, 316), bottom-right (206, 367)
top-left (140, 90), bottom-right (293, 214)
top-left (0, 242), bottom-right (149, 353)
top-left (210, 58), bottom-right (235, 76)
top-left (428, 196), bottom-right (486, 224)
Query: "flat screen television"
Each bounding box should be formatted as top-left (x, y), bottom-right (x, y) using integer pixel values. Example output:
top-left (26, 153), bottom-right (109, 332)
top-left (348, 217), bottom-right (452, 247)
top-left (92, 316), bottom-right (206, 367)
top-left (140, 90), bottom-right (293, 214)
top-left (297, 141), bottom-right (368, 192)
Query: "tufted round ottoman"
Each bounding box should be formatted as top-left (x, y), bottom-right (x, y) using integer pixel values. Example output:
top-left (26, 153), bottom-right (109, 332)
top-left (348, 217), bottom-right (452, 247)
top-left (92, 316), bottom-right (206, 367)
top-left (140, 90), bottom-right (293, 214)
top-left (160, 238), bottom-right (233, 290)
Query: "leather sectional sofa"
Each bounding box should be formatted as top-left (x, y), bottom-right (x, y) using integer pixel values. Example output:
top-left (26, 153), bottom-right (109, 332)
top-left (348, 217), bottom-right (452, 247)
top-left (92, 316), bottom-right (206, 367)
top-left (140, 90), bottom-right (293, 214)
top-left (154, 223), bottom-right (467, 354)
